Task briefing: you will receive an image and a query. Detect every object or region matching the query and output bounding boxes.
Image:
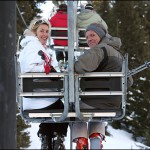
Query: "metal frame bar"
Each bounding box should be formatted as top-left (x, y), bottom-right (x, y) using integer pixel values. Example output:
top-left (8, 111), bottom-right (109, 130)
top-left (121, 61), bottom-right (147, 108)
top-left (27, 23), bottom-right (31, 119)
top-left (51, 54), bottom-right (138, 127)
top-left (28, 112), bottom-right (116, 118)
top-left (68, 1), bottom-right (75, 106)
top-left (113, 53), bottom-right (128, 120)
top-left (80, 91), bottom-right (124, 96)
top-left (51, 27), bottom-right (85, 31)
top-left (50, 37), bottom-right (86, 40)
top-left (51, 46), bottom-right (89, 51)
top-left (19, 72), bottom-right (67, 78)
top-left (78, 72), bottom-right (124, 77)
top-left (19, 92), bottom-right (64, 97)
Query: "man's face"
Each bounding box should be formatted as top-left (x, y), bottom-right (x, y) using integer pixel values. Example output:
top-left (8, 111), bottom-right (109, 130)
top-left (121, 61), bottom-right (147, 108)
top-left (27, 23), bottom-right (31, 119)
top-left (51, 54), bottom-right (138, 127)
top-left (85, 30), bottom-right (101, 48)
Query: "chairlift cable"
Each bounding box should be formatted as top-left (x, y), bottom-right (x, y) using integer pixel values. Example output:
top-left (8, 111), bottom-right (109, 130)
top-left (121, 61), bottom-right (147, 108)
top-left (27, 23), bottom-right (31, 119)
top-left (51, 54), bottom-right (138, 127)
top-left (17, 33), bottom-right (22, 36)
top-left (16, 2), bottom-right (28, 29)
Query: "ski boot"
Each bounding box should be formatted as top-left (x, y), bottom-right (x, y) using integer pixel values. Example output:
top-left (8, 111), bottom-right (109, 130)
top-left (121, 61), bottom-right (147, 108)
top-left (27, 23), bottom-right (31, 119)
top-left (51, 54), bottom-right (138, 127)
top-left (52, 132), bottom-right (65, 150)
top-left (89, 133), bottom-right (105, 150)
top-left (74, 137), bottom-right (88, 150)
top-left (39, 134), bottom-right (52, 149)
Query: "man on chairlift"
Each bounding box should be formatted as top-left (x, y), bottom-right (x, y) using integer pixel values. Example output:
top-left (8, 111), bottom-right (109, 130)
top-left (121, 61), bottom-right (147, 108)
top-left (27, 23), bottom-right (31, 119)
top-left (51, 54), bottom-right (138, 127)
top-left (72, 23), bottom-right (133, 149)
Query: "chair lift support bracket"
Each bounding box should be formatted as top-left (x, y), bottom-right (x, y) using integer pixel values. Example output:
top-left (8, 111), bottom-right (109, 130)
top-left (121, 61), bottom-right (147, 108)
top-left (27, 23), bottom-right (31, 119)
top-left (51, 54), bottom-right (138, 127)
top-left (127, 61), bottom-right (150, 77)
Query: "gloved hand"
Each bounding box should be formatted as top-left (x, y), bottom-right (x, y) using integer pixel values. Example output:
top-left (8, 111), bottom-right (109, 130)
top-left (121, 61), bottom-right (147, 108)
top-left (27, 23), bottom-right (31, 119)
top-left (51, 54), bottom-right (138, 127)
top-left (58, 60), bottom-right (68, 72)
top-left (58, 60), bottom-right (64, 70)
top-left (38, 50), bottom-right (52, 74)
top-left (44, 62), bottom-right (51, 74)
top-left (63, 61), bottom-right (68, 70)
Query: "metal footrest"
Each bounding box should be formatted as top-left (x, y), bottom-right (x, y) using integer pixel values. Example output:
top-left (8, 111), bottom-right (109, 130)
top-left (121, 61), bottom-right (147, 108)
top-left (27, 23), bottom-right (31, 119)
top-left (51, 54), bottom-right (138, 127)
top-left (26, 112), bottom-right (117, 118)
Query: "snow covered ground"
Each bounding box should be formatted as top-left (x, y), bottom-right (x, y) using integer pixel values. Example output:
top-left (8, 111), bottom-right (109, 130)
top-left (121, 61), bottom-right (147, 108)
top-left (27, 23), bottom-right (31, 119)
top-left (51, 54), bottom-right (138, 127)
top-left (28, 123), bottom-right (149, 149)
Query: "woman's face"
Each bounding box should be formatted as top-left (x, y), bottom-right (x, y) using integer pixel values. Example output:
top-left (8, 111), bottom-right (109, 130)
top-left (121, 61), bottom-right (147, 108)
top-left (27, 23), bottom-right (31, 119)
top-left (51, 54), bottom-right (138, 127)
top-left (35, 24), bottom-right (49, 45)
top-left (85, 30), bottom-right (101, 48)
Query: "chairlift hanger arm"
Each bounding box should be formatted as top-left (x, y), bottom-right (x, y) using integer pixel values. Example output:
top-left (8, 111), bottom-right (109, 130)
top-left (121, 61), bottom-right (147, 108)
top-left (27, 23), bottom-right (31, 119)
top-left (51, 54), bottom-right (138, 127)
top-left (127, 61), bottom-right (150, 77)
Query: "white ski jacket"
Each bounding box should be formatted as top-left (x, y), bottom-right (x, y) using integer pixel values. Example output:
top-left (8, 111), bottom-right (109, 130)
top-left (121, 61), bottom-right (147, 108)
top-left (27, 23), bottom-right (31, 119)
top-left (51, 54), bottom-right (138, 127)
top-left (19, 36), bottom-right (58, 110)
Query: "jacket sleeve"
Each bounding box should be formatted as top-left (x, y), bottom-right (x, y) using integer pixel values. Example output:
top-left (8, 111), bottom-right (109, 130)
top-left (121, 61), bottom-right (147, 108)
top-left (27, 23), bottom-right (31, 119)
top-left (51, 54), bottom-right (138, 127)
top-left (95, 13), bottom-right (108, 31)
top-left (19, 42), bottom-right (45, 73)
top-left (74, 46), bottom-right (104, 73)
top-left (49, 15), bottom-right (56, 26)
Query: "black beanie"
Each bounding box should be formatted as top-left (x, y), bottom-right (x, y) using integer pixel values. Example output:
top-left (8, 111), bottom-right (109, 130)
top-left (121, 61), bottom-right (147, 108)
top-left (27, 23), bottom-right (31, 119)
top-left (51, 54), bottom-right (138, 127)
top-left (58, 4), bottom-right (67, 11)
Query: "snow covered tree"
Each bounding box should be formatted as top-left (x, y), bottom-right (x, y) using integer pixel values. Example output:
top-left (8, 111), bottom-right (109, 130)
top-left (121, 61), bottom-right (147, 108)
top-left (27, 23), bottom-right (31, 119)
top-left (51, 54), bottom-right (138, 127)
top-left (16, 105), bottom-right (31, 149)
top-left (108, 1), bottom-right (150, 146)
top-left (52, 0), bottom-right (66, 7)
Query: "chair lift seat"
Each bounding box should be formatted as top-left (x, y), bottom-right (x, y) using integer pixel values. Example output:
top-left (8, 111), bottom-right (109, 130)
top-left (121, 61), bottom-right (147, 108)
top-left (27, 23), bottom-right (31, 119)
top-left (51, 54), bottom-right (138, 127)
top-left (78, 30), bottom-right (89, 47)
top-left (80, 77), bottom-right (122, 109)
top-left (74, 70), bottom-right (127, 121)
top-left (22, 76), bottom-right (63, 98)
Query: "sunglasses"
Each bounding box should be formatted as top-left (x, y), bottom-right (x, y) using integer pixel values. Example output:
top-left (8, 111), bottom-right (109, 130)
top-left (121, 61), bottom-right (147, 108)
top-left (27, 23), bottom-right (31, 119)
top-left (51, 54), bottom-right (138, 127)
top-left (32, 19), bottom-right (49, 30)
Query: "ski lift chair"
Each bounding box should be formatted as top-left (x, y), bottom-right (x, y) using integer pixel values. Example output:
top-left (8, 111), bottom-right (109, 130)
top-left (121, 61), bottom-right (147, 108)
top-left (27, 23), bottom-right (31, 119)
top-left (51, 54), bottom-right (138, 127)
top-left (15, 35), bottom-right (70, 123)
top-left (50, 27), bottom-right (89, 51)
top-left (74, 54), bottom-right (128, 122)
top-left (77, 28), bottom-right (89, 50)
top-left (17, 72), bottom-right (70, 123)
top-left (16, 31), bottom-right (149, 124)
top-left (16, 27), bottom-right (128, 123)
top-left (15, 27), bottom-right (87, 124)
top-left (50, 27), bottom-right (68, 52)
top-left (16, 53), bottom-right (128, 123)
top-left (73, 26), bottom-right (128, 122)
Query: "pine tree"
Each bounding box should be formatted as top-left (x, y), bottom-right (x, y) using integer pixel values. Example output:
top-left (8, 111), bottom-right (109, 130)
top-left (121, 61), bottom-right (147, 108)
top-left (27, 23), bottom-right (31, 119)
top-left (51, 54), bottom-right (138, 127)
top-left (16, 104), bottom-right (31, 149)
top-left (109, 1), bottom-right (150, 146)
top-left (93, 1), bottom-right (116, 35)
top-left (17, 0), bottom-right (46, 35)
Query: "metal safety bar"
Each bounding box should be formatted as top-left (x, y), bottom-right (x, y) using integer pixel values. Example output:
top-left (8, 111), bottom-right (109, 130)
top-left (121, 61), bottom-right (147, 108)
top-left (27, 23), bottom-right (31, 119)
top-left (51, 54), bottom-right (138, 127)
top-left (68, 1), bottom-right (76, 106)
top-left (28, 112), bottom-right (116, 118)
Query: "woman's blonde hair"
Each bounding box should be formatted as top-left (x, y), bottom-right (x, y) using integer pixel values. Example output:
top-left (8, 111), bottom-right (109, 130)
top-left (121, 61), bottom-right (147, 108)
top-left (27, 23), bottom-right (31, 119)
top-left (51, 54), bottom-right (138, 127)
top-left (23, 29), bottom-right (35, 36)
top-left (28, 17), bottom-right (51, 32)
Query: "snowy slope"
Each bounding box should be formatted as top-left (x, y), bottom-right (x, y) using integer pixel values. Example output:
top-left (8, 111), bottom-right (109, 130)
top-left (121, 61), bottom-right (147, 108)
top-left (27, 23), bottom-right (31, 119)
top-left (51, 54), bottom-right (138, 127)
top-left (28, 123), bottom-right (149, 149)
